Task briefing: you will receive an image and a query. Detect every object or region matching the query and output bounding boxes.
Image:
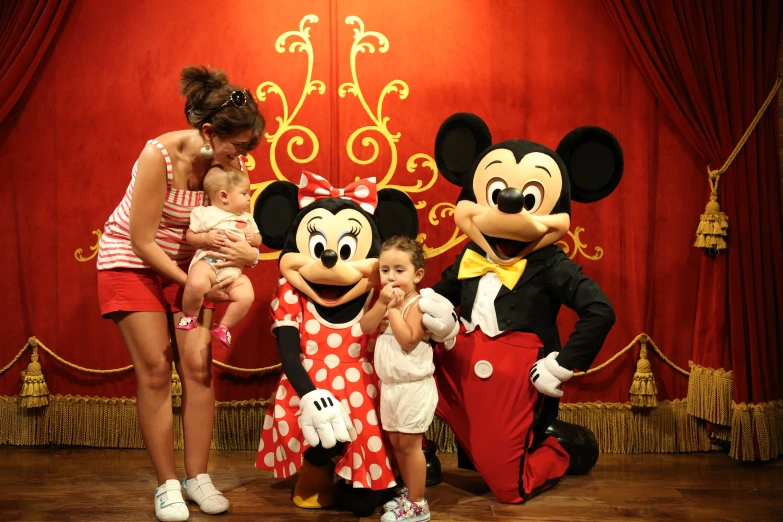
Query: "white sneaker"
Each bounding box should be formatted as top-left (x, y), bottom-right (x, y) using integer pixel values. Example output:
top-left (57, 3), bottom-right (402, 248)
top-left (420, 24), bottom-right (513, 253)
top-left (183, 473), bottom-right (229, 515)
top-left (155, 479), bottom-right (190, 521)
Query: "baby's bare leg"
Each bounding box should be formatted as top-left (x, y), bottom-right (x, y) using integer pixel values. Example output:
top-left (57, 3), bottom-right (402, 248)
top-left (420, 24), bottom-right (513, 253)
top-left (182, 261), bottom-right (216, 318)
top-left (220, 275), bottom-right (254, 328)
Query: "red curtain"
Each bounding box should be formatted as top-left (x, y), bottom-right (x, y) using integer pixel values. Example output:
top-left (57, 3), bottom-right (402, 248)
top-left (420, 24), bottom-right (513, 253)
top-left (601, 0), bottom-right (783, 411)
top-left (0, 0), bottom-right (72, 124)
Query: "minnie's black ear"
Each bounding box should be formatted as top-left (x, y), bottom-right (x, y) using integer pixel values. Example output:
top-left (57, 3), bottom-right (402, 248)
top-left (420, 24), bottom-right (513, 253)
top-left (253, 181), bottom-right (299, 250)
top-left (556, 127), bottom-right (623, 203)
top-left (434, 113), bottom-right (492, 187)
top-left (375, 189), bottom-right (419, 241)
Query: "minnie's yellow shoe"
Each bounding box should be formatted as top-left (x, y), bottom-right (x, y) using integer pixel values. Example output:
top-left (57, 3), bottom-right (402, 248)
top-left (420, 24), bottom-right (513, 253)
top-left (293, 460), bottom-right (335, 509)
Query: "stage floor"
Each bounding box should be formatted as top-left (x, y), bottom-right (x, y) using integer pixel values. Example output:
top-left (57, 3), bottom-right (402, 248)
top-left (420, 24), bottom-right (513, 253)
top-left (2, 448), bottom-right (781, 521)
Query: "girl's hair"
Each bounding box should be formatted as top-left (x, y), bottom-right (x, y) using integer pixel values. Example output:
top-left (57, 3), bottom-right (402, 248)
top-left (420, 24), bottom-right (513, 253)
top-left (203, 165), bottom-right (246, 198)
top-left (381, 236), bottom-right (426, 271)
top-left (179, 65), bottom-right (265, 151)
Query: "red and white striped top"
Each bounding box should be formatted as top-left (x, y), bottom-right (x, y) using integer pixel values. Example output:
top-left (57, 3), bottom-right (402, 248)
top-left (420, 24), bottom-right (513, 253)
top-left (96, 140), bottom-right (208, 271)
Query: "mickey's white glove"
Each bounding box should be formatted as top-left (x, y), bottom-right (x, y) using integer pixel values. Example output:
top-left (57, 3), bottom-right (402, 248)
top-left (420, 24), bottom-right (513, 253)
top-left (530, 352), bottom-right (574, 398)
top-left (299, 389), bottom-right (356, 449)
top-left (419, 288), bottom-right (459, 350)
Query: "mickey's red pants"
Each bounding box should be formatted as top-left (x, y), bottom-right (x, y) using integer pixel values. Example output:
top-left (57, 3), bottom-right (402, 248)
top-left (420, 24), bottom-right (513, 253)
top-left (434, 328), bottom-right (570, 503)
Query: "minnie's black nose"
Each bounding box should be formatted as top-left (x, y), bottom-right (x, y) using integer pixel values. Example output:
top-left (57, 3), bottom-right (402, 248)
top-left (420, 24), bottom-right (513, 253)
top-left (321, 249), bottom-right (338, 268)
top-left (497, 187), bottom-right (524, 214)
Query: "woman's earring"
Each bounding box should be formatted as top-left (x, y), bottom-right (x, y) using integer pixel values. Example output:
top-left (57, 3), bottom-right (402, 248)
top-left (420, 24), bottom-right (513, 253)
top-left (200, 143), bottom-right (214, 158)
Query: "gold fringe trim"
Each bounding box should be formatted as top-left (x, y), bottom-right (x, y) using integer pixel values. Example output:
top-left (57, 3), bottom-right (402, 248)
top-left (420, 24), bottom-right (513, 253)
top-left (427, 415), bottom-right (456, 453)
top-left (629, 335), bottom-right (658, 408)
top-left (687, 362), bottom-right (733, 426)
top-left (19, 346), bottom-right (49, 408)
top-left (730, 400), bottom-right (783, 461)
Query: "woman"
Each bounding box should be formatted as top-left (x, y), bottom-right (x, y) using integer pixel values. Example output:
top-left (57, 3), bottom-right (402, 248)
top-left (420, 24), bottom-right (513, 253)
top-left (96, 65), bottom-right (264, 522)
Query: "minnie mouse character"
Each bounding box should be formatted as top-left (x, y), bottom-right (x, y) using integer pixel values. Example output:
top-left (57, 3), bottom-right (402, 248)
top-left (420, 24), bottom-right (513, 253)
top-left (254, 172), bottom-right (457, 516)
top-left (427, 113), bottom-right (623, 503)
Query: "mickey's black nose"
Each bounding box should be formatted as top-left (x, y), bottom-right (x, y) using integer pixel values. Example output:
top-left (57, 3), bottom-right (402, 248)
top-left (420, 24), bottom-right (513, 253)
top-left (321, 249), bottom-right (338, 268)
top-left (497, 187), bottom-right (525, 214)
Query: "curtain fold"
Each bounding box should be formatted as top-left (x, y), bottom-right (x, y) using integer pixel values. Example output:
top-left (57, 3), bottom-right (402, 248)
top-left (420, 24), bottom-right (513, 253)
top-left (0, 0), bottom-right (72, 124)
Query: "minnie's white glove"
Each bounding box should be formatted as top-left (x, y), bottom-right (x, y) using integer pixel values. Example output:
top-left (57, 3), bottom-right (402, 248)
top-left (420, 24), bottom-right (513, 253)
top-left (418, 288), bottom-right (459, 349)
top-left (530, 352), bottom-right (574, 398)
top-left (299, 389), bottom-right (356, 449)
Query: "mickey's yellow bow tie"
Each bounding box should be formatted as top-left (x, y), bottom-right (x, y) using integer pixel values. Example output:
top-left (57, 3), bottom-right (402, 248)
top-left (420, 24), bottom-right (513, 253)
top-left (457, 249), bottom-right (527, 289)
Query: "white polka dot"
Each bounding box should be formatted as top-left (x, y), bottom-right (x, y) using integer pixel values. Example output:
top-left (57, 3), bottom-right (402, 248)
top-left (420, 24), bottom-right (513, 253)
top-left (360, 202), bottom-right (375, 214)
top-left (276, 386), bottom-right (287, 400)
top-left (299, 174), bottom-right (309, 187)
top-left (284, 313), bottom-right (292, 321)
top-left (271, 298), bottom-right (279, 311)
top-left (327, 333), bottom-right (343, 348)
top-left (284, 290), bottom-right (298, 304)
top-left (353, 418), bottom-right (363, 435)
top-left (313, 173), bottom-right (325, 181)
top-left (353, 453), bottom-right (363, 469)
top-left (263, 414), bottom-right (274, 430)
top-left (276, 446), bottom-right (284, 461)
top-left (341, 399), bottom-right (351, 415)
top-left (350, 392), bottom-right (364, 408)
top-left (279, 277), bottom-right (287, 285)
top-left (361, 447), bottom-right (366, 459)
top-left (300, 196), bottom-right (315, 207)
top-left (314, 187), bottom-right (330, 196)
top-left (385, 457), bottom-right (392, 469)
top-left (346, 367), bottom-right (361, 382)
top-left (289, 462), bottom-right (297, 476)
top-left (366, 472), bottom-right (372, 486)
top-left (339, 465), bottom-right (351, 478)
top-left (288, 438), bottom-right (301, 453)
top-left (305, 340), bottom-right (319, 355)
top-left (305, 320), bottom-right (320, 334)
top-left (272, 427), bottom-right (279, 442)
top-left (388, 481), bottom-right (396, 488)
top-left (367, 384), bottom-right (377, 398)
top-left (348, 343), bottom-right (361, 358)
top-left (306, 301), bottom-right (316, 313)
top-left (278, 420), bottom-right (289, 436)
top-left (353, 481), bottom-right (362, 488)
top-left (367, 436), bottom-right (382, 452)
top-left (362, 362), bottom-right (374, 375)
top-left (264, 452), bottom-right (274, 467)
top-left (275, 405), bottom-right (286, 419)
top-left (289, 396), bottom-right (300, 408)
top-left (333, 376), bottom-right (345, 390)
top-left (273, 469), bottom-right (278, 478)
top-left (296, 312), bottom-right (303, 322)
top-left (302, 359), bottom-right (313, 371)
top-left (325, 354), bottom-right (340, 369)
top-left (354, 184), bottom-right (370, 199)
top-left (315, 368), bottom-right (327, 382)
top-left (366, 409), bottom-right (378, 425)
top-left (351, 323), bottom-right (363, 338)
top-left (258, 438), bottom-right (264, 452)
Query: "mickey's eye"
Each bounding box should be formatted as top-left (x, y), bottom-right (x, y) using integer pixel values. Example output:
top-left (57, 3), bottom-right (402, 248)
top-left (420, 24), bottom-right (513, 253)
top-left (337, 234), bottom-right (357, 261)
top-left (308, 233), bottom-right (326, 259)
top-left (486, 178), bottom-right (508, 207)
top-left (522, 181), bottom-right (544, 213)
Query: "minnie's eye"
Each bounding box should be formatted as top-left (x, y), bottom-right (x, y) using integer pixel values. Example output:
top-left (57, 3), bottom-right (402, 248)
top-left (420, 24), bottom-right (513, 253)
top-left (308, 233), bottom-right (326, 259)
top-left (486, 178), bottom-right (508, 207)
top-left (337, 235), bottom-right (357, 261)
top-left (522, 181), bottom-right (544, 213)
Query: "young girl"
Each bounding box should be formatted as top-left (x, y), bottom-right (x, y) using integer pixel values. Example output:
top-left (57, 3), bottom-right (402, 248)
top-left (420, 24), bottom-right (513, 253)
top-left (176, 164), bottom-right (261, 347)
top-left (361, 237), bottom-right (436, 522)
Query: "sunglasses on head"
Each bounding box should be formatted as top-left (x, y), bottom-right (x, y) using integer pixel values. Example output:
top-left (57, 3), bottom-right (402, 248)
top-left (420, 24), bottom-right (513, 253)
top-left (207, 89), bottom-right (251, 119)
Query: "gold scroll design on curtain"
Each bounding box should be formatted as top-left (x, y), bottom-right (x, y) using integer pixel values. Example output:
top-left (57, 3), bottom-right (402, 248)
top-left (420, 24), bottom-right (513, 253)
top-left (74, 230), bottom-right (102, 262)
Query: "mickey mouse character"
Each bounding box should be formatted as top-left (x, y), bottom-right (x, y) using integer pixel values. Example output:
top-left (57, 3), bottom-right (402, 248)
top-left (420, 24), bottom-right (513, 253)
top-left (429, 113), bottom-right (622, 503)
top-left (254, 172), bottom-right (456, 516)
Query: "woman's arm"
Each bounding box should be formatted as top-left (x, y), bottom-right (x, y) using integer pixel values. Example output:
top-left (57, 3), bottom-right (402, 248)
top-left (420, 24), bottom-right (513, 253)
top-left (129, 145), bottom-right (188, 286)
top-left (388, 298), bottom-right (426, 352)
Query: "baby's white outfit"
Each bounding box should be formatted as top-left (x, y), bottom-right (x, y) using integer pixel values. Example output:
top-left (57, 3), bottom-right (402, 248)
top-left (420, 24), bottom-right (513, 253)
top-left (374, 295), bottom-right (438, 434)
top-left (188, 206), bottom-right (259, 282)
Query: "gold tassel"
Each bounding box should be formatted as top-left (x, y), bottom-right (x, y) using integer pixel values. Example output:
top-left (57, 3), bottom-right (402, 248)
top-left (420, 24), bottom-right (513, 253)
top-left (629, 335), bottom-right (657, 408)
top-left (171, 364), bottom-right (182, 408)
top-left (19, 344), bottom-right (49, 408)
top-left (694, 173), bottom-right (728, 256)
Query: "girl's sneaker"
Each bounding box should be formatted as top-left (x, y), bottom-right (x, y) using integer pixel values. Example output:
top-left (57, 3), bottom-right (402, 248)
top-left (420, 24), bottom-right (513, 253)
top-left (176, 316), bottom-right (198, 330)
top-left (381, 499), bottom-right (430, 522)
top-left (210, 325), bottom-right (232, 347)
top-left (383, 487), bottom-right (408, 511)
top-left (183, 474), bottom-right (229, 514)
top-left (154, 479), bottom-right (189, 521)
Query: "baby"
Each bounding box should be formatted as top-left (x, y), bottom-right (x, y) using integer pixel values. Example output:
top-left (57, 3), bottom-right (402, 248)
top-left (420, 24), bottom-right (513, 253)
top-left (176, 165), bottom-right (261, 347)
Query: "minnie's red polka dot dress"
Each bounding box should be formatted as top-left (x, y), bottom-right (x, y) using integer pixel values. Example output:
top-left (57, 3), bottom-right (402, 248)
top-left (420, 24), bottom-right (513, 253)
top-left (256, 279), bottom-right (397, 490)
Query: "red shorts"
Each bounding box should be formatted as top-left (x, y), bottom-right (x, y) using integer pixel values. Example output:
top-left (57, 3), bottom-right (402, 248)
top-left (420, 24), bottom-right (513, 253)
top-left (97, 264), bottom-right (215, 318)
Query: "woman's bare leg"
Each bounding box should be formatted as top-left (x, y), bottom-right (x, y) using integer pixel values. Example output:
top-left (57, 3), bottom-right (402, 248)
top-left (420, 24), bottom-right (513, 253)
top-left (113, 311), bottom-right (176, 485)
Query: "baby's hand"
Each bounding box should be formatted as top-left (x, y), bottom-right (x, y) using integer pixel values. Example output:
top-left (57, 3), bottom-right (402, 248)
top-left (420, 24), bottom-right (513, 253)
top-left (243, 228), bottom-right (254, 242)
top-left (205, 230), bottom-right (225, 249)
top-left (378, 283), bottom-right (396, 306)
top-left (388, 288), bottom-right (404, 309)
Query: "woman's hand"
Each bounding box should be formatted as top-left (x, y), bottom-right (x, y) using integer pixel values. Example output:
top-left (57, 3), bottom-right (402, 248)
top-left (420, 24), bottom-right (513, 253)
top-left (205, 230), bottom-right (226, 249)
top-left (204, 278), bottom-right (235, 302)
top-left (208, 232), bottom-right (258, 269)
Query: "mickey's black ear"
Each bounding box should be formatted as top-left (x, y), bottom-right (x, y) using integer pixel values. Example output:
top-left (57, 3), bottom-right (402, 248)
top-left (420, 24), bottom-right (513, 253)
top-left (253, 181), bottom-right (299, 250)
top-left (375, 189), bottom-right (419, 241)
top-left (434, 113), bottom-right (492, 187)
top-left (556, 127), bottom-right (623, 203)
